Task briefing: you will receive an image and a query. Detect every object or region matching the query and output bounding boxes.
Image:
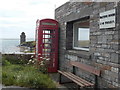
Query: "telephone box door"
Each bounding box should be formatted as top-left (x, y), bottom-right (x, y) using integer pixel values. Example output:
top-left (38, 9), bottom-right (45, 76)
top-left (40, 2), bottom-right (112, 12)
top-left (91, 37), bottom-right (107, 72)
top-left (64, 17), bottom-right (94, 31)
top-left (37, 19), bottom-right (58, 72)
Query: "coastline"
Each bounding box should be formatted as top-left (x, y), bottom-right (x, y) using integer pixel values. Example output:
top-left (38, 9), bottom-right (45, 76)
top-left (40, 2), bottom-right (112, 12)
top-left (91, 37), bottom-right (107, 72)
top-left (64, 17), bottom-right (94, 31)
top-left (0, 39), bottom-right (35, 54)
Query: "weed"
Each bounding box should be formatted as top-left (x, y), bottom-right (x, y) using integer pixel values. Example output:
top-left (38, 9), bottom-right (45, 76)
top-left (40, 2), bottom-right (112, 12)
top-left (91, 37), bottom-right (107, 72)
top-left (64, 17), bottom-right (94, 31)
top-left (2, 64), bottom-right (56, 88)
top-left (3, 55), bottom-right (28, 65)
top-left (2, 57), bottom-right (11, 66)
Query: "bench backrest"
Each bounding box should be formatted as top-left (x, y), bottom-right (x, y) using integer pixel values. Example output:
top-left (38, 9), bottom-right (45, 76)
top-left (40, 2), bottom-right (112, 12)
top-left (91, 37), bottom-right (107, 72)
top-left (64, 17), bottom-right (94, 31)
top-left (70, 61), bottom-right (100, 76)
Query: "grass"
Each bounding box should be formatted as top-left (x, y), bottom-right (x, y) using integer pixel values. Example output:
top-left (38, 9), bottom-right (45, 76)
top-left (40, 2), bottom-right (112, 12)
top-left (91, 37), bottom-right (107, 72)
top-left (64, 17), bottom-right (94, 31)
top-left (2, 57), bottom-right (56, 88)
top-left (78, 40), bottom-right (89, 48)
top-left (2, 55), bottom-right (28, 65)
top-left (0, 66), bottom-right (2, 84)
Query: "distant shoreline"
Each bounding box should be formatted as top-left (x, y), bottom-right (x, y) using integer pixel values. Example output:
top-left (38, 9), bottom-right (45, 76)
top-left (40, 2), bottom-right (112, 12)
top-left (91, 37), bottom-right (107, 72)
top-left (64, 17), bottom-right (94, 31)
top-left (0, 38), bottom-right (35, 40)
top-left (0, 38), bottom-right (35, 53)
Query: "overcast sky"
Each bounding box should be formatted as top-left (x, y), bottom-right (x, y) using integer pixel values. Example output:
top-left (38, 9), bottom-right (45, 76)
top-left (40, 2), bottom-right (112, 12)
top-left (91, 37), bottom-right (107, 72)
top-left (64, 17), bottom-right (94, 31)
top-left (0, 0), bottom-right (69, 39)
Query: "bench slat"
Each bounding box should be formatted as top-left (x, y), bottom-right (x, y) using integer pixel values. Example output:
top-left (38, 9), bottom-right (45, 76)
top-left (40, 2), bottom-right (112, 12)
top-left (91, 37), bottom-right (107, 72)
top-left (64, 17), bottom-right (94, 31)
top-left (63, 71), bottom-right (94, 87)
top-left (58, 70), bottom-right (85, 87)
top-left (63, 71), bottom-right (88, 86)
top-left (67, 72), bottom-right (94, 86)
top-left (58, 70), bottom-right (94, 87)
top-left (70, 61), bottom-right (100, 76)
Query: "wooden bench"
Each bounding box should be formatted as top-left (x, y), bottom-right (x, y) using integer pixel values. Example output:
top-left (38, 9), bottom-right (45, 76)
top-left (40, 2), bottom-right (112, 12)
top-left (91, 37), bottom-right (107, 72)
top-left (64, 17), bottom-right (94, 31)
top-left (58, 61), bottom-right (101, 89)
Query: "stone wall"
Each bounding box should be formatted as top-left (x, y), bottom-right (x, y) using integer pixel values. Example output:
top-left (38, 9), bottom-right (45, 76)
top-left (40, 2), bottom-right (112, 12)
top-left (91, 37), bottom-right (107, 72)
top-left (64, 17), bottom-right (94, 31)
top-left (55, 2), bottom-right (120, 88)
top-left (2, 54), bottom-right (34, 62)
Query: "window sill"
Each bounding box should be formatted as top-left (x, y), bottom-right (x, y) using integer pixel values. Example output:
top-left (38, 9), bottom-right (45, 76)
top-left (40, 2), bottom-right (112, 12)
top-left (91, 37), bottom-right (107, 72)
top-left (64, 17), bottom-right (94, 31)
top-left (66, 49), bottom-right (91, 59)
top-left (73, 47), bottom-right (89, 51)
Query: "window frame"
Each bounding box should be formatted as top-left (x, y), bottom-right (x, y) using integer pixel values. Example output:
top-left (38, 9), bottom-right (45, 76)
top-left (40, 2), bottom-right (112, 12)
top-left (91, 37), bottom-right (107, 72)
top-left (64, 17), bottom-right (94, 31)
top-left (73, 20), bottom-right (90, 51)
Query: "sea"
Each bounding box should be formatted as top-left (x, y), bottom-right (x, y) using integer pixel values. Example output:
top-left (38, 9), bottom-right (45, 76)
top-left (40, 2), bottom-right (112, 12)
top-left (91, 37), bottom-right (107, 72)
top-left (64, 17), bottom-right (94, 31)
top-left (0, 38), bottom-right (34, 54)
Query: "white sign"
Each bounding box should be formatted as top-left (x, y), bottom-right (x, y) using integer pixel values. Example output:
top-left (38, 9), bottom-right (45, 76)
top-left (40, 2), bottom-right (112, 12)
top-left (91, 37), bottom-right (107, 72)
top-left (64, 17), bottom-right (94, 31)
top-left (99, 9), bottom-right (115, 29)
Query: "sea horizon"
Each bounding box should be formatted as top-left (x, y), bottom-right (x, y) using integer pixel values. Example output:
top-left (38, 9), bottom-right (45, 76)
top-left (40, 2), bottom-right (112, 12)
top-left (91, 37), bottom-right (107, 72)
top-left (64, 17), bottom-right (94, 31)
top-left (0, 38), bottom-right (35, 40)
top-left (0, 38), bottom-right (35, 53)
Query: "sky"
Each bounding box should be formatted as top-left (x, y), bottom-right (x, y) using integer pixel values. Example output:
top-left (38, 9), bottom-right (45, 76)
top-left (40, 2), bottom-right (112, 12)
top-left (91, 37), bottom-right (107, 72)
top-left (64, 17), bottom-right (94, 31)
top-left (78, 28), bottom-right (89, 40)
top-left (0, 0), bottom-right (69, 39)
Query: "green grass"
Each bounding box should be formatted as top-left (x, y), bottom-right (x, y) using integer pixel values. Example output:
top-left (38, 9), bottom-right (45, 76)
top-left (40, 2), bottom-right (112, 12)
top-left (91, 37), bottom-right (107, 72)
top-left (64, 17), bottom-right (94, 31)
top-left (2, 59), bottom-right (56, 88)
top-left (0, 66), bottom-right (2, 84)
top-left (2, 55), bottom-right (28, 65)
top-left (78, 40), bottom-right (89, 47)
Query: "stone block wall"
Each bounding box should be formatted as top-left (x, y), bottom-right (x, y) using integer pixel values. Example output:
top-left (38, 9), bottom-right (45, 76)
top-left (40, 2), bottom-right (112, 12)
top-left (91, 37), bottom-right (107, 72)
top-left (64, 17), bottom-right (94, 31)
top-left (2, 54), bottom-right (34, 63)
top-left (55, 2), bottom-right (120, 88)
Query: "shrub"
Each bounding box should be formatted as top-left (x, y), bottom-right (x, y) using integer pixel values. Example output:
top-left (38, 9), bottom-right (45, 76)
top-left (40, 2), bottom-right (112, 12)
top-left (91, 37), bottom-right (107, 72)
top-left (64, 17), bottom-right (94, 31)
top-left (2, 64), bottom-right (56, 88)
top-left (0, 66), bottom-right (2, 83)
top-left (2, 55), bottom-right (56, 88)
top-left (2, 55), bottom-right (28, 65)
top-left (2, 71), bottom-right (16, 86)
top-left (35, 57), bottom-right (50, 74)
top-left (2, 57), bottom-right (11, 66)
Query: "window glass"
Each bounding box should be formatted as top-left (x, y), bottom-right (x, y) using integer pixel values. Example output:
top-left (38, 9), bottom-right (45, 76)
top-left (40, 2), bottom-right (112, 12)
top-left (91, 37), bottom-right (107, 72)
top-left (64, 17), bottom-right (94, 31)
top-left (73, 20), bottom-right (90, 51)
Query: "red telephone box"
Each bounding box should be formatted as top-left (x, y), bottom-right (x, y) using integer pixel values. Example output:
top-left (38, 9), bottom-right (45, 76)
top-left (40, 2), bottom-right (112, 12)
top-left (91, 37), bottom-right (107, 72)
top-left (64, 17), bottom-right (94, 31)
top-left (35, 19), bottom-right (59, 72)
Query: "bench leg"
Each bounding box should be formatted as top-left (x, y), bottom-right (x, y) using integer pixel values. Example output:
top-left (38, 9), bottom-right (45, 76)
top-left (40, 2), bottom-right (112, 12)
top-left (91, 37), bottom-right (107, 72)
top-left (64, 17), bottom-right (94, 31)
top-left (59, 73), bottom-right (74, 84)
top-left (77, 85), bottom-right (80, 90)
top-left (59, 73), bottom-right (62, 84)
top-left (94, 75), bottom-right (98, 90)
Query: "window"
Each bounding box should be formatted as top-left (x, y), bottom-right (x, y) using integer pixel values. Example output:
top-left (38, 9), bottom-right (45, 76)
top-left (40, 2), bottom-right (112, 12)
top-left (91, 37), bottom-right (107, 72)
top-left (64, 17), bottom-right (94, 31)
top-left (73, 20), bottom-right (90, 51)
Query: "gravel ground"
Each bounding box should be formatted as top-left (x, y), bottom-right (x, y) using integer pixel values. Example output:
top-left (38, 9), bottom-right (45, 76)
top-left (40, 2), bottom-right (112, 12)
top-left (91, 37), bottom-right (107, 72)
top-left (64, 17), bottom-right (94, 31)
top-left (1, 84), bottom-right (36, 90)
